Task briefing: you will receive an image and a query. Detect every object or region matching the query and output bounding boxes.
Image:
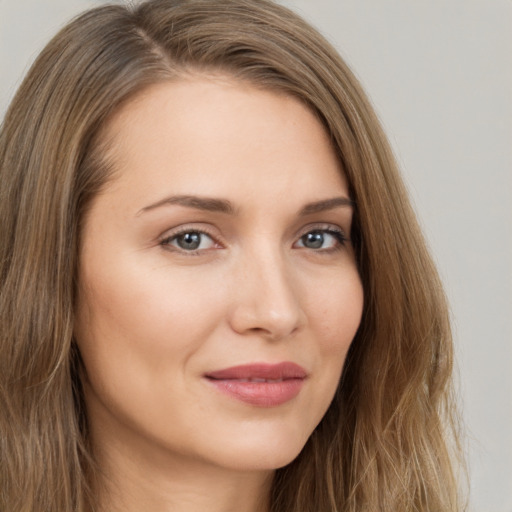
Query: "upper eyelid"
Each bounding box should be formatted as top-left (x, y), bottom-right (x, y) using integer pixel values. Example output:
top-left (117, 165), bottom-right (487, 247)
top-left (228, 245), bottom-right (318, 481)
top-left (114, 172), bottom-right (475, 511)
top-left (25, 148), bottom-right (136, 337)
top-left (161, 229), bottom-right (216, 242)
top-left (159, 222), bottom-right (346, 237)
top-left (295, 222), bottom-right (348, 238)
top-left (159, 224), bottom-right (220, 242)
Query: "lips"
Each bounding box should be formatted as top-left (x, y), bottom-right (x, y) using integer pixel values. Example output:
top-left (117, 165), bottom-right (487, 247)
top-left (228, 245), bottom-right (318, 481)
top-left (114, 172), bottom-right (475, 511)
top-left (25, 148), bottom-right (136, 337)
top-left (204, 362), bottom-right (307, 407)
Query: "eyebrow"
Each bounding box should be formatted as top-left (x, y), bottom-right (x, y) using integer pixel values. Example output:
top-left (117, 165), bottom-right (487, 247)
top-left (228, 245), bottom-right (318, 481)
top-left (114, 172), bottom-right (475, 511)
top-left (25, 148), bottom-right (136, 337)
top-left (299, 196), bottom-right (354, 215)
top-left (137, 195), bottom-right (237, 216)
top-left (137, 194), bottom-right (354, 217)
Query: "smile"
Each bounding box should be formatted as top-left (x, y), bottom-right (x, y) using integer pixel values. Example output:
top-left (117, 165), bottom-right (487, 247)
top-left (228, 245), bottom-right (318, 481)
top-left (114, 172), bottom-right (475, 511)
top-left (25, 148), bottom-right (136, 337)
top-left (221, 377), bottom-right (286, 383)
top-left (204, 362), bottom-right (307, 407)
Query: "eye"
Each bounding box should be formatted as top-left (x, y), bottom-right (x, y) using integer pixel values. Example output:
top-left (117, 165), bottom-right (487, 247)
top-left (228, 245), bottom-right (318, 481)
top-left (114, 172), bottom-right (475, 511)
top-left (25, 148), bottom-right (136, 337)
top-left (161, 230), bottom-right (217, 252)
top-left (295, 229), bottom-right (347, 251)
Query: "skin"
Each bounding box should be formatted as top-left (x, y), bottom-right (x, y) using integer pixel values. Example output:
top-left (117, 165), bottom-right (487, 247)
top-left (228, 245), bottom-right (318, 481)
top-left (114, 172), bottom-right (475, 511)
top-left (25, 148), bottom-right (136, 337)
top-left (75, 75), bottom-right (364, 512)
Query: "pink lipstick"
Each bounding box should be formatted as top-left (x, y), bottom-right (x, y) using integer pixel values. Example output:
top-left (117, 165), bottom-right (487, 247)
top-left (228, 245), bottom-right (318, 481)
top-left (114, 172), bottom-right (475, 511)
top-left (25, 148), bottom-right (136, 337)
top-left (204, 362), bottom-right (307, 407)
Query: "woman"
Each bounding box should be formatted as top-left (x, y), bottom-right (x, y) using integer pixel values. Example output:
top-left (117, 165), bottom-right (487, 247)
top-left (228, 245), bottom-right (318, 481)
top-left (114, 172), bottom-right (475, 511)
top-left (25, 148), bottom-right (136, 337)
top-left (0, 0), bottom-right (463, 511)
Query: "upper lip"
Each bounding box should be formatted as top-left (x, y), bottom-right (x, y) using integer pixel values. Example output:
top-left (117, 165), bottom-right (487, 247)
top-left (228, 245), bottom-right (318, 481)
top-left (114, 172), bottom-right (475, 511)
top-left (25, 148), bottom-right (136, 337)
top-left (205, 362), bottom-right (308, 381)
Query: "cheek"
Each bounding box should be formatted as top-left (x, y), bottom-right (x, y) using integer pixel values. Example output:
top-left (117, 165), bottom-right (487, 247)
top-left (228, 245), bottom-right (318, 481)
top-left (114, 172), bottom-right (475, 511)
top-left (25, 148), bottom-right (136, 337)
top-left (301, 269), bottom-right (363, 408)
top-left (314, 273), bottom-right (363, 391)
top-left (309, 269), bottom-right (364, 351)
top-left (73, 262), bottom-right (229, 437)
top-left (78, 256), bottom-right (219, 342)
top-left (74, 257), bottom-right (225, 395)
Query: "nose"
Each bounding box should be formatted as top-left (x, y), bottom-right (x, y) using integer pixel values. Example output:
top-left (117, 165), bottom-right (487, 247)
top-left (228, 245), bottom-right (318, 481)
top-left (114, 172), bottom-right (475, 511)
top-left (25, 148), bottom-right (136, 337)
top-left (227, 247), bottom-right (306, 341)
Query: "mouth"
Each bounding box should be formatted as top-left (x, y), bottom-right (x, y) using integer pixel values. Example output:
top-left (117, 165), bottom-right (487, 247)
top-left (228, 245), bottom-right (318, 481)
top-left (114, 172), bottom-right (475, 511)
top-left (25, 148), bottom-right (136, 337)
top-left (204, 362), bottom-right (307, 407)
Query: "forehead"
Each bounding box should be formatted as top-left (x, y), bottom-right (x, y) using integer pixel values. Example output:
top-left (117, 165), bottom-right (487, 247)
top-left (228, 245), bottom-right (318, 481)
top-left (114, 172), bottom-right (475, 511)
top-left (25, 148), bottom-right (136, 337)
top-left (98, 75), bottom-right (348, 208)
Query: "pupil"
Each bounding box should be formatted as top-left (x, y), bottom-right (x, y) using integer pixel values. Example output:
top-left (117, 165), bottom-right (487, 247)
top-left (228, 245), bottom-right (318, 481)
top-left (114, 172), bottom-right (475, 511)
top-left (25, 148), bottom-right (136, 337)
top-left (178, 232), bottom-right (201, 250)
top-left (304, 231), bottom-right (324, 249)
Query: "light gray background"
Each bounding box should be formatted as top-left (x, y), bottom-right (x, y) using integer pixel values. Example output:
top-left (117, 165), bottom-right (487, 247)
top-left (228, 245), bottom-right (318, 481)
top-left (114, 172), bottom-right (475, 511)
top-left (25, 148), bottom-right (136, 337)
top-left (1, 1), bottom-right (510, 511)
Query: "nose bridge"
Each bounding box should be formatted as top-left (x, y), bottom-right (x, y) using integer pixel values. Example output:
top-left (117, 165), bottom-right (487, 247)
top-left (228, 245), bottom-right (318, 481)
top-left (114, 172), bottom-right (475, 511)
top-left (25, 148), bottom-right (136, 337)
top-left (229, 238), bottom-right (304, 339)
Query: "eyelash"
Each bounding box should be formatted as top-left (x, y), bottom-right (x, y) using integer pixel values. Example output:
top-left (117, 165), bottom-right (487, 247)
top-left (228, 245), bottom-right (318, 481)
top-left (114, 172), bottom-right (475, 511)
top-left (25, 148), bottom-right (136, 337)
top-left (159, 226), bottom-right (220, 255)
top-left (159, 224), bottom-right (348, 255)
top-left (297, 227), bottom-right (348, 253)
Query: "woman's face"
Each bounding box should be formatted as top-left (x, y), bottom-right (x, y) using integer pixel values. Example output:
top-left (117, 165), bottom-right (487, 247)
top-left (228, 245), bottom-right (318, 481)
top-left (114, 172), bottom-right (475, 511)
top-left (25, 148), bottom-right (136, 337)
top-left (75, 76), bottom-right (363, 473)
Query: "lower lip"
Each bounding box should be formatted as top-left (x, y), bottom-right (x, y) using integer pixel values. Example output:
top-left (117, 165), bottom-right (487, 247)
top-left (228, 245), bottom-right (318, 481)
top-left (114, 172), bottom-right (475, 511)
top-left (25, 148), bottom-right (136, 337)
top-left (206, 378), bottom-right (305, 407)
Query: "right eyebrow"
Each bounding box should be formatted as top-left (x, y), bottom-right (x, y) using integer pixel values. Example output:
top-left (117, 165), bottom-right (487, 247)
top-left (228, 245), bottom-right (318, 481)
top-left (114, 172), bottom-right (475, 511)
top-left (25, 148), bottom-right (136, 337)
top-left (136, 194), bottom-right (237, 217)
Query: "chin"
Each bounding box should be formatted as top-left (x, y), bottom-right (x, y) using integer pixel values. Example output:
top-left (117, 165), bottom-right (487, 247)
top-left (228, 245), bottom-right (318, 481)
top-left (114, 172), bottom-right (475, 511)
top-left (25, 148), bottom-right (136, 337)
top-left (213, 447), bottom-right (305, 473)
top-left (200, 422), bottom-right (312, 472)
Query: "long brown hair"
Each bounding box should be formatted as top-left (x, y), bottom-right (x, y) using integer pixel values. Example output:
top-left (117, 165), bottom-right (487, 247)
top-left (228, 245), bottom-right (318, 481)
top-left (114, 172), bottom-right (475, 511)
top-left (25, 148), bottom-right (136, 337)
top-left (0, 1), bottom-right (463, 510)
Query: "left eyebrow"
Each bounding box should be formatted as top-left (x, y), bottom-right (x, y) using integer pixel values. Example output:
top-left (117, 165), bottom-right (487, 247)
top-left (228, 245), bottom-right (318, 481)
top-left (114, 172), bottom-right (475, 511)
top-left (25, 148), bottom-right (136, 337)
top-left (299, 197), bottom-right (354, 216)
